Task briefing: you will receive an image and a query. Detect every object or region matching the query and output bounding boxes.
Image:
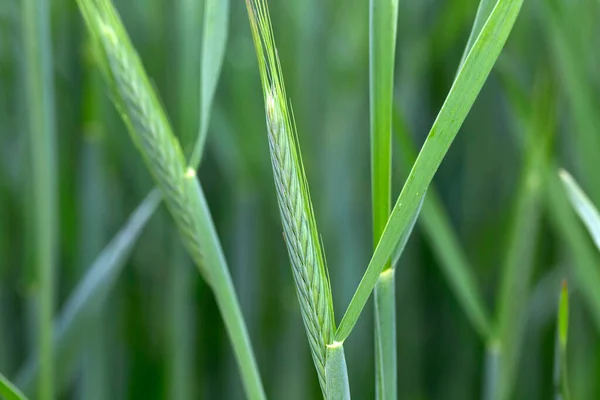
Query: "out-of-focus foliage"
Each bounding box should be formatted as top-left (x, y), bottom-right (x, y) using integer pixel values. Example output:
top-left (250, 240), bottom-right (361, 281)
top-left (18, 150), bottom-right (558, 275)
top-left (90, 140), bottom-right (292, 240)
top-left (2, 0), bottom-right (600, 399)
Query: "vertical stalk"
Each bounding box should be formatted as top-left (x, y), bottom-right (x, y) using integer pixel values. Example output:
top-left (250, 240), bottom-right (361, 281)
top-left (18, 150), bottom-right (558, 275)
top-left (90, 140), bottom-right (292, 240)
top-left (77, 138), bottom-right (109, 400)
top-left (483, 341), bottom-right (501, 400)
top-left (493, 78), bottom-right (553, 400)
top-left (370, 0), bottom-right (399, 398)
top-left (22, 0), bottom-right (57, 399)
top-left (167, 0), bottom-right (202, 398)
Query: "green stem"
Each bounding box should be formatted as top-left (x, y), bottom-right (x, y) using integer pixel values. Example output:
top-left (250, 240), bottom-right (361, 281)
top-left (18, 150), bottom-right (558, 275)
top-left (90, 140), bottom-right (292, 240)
top-left (483, 341), bottom-right (500, 400)
top-left (559, 351), bottom-right (571, 400)
top-left (374, 269), bottom-right (396, 400)
top-left (325, 342), bottom-right (351, 400)
top-left (370, 0), bottom-right (399, 396)
top-left (22, 0), bottom-right (57, 398)
top-left (166, 244), bottom-right (194, 400)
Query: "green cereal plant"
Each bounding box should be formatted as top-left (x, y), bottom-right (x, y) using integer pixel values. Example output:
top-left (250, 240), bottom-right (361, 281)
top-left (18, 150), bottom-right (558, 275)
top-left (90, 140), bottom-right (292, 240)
top-left (75, 1), bottom-right (265, 399)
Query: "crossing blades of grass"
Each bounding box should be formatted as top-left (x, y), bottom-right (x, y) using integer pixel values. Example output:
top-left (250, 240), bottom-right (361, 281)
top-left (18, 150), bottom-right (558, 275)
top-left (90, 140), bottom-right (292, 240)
top-left (76, 1), bottom-right (265, 399)
top-left (245, 1), bottom-right (349, 397)
top-left (15, 190), bottom-right (161, 395)
top-left (559, 170), bottom-right (600, 251)
top-left (369, 0), bottom-right (399, 397)
top-left (0, 373), bottom-right (27, 400)
top-left (336, 0), bottom-right (525, 342)
top-left (21, 0), bottom-right (57, 398)
top-left (13, 0), bottom-right (230, 394)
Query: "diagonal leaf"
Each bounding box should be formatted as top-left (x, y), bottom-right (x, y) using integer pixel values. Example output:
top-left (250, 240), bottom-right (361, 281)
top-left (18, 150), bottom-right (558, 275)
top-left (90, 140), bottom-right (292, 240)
top-left (336, 0), bottom-right (525, 342)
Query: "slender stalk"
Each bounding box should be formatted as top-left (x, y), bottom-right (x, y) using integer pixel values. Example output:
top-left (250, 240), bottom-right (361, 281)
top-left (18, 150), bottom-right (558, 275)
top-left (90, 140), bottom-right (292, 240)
top-left (167, 0), bottom-right (204, 397)
top-left (483, 341), bottom-right (501, 400)
top-left (325, 342), bottom-right (351, 399)
top-left (22, 0), bottom-right (57, 398)
top-left (369, 0), bottom-right (399, 397)
top-left (373, 270), bottom-right (396, 400)
top-left (77, 138), bottom-right (109, 400)
top-left (493, 80), bottom-right (552, 400)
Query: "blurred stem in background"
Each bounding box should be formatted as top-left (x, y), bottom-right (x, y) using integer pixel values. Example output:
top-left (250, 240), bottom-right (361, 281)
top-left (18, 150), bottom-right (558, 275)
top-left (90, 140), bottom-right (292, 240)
top-left (77, 66), bottom-right (110, 399)
top-left (392, 109), bottom-right (492, 340)
top-left (369, 0), bottom-right (399, 398)
top-left (21, 0), bottom-right (57, 398)
top-left (166, 0), bottom-right (204, 398)
top-left (554, 281), bottom-right (571, 400)
top-left (492, 75), bottom-right (554, 400)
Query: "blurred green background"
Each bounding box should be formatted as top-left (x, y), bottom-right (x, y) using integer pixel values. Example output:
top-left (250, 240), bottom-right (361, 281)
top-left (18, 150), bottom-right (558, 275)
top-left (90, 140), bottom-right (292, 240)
top-left (2, 0), bottom-right (600, 398)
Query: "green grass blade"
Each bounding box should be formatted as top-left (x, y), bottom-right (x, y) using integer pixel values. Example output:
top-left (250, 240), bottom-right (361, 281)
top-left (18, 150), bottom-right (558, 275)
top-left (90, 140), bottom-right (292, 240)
top-left (76, 1), bottom-right (265, 398)
top-left (15, 190), bottom-right (161, 395)
top-left (559, 170), bottom-right (600, 251)
top-left (336, 0), bottom-right (525, 342)
top-left (393, 109), bottom-right (492, 339)
top-left (22, 0), bottom-right (57, 398)
top-left (245, 0), bottom-right (346, 396)
top-left (0, 373), bottom-right (27, 400)
top-left (189, 0), bottom-right (229, 167)
top-left (369, 0), bottom-right (399, 396)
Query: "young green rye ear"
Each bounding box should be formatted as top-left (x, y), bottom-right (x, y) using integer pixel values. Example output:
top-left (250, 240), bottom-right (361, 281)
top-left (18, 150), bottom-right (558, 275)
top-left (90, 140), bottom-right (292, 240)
top-left (245, 0), bottom-right (349, 398)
